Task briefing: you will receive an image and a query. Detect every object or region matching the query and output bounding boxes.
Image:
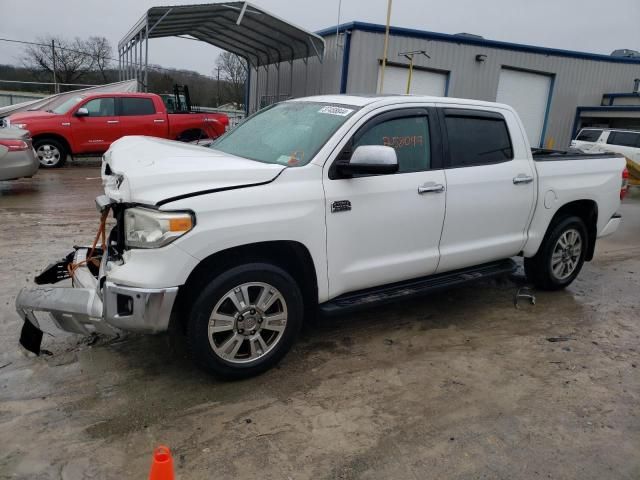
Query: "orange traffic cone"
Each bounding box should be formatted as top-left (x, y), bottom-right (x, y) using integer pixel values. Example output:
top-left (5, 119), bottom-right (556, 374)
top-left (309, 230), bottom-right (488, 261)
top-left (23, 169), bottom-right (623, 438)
top-left (149, 445), bottom-right (175, 480)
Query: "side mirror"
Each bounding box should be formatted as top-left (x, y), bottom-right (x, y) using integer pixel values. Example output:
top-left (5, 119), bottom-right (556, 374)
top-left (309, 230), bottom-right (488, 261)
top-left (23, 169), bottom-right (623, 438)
top-left (336, 145), bottom-right (399, 176)
top-left (75, 107), bottom-right (89, 117)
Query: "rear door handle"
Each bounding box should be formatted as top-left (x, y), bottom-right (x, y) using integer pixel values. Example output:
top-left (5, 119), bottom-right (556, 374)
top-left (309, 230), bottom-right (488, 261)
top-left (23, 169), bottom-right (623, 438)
top-left (418, 182), bottom-right (445, 194)
top-left (513, 174), bottom-right (534, 185)
top-left (106, 120), bottom-right (119, 124)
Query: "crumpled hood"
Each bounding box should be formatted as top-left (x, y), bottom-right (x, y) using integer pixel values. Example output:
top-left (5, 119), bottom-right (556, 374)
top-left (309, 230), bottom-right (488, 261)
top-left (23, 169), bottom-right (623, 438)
top-left (102, 136), bottom-right (285, 205)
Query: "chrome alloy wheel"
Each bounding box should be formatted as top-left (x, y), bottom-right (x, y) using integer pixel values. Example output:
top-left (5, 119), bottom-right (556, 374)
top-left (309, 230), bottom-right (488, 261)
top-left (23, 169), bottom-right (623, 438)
top-left (551, 228), bottom-right (582, 280)
top-left (208, 282), bottom-right (288, 364)
top-left (36, 144), bottom-right (61, 167)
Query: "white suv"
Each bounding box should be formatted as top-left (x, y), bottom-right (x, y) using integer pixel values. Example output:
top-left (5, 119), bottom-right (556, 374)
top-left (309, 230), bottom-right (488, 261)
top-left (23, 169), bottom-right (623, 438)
top-left (572, 128), bottom-right (640, 163)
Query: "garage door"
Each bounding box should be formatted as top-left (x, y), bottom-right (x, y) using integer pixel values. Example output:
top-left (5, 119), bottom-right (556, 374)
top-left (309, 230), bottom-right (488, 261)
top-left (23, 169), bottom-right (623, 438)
top-left (496, 68), bottom-right (552, 147)
top-left (378, 65), bottom-right (447, 96)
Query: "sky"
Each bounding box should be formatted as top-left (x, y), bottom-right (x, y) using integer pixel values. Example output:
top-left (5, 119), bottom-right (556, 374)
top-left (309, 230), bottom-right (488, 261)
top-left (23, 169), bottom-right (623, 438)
top-left (1, 0), bottom-right (639, 78)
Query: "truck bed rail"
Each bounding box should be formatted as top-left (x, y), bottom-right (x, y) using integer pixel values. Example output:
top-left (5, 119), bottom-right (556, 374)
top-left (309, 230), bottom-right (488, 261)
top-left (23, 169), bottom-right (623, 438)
top-left (532, 148), bottom-right (624, 162)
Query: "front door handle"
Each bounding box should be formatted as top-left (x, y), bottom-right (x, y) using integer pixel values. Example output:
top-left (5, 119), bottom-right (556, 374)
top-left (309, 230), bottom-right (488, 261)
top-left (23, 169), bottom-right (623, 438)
top-left (106, 120), bottom-right (119, 124)
top-left (513, 174), bottom-right (534, 185)
top-left (418, 182), bottom-right (445, 194)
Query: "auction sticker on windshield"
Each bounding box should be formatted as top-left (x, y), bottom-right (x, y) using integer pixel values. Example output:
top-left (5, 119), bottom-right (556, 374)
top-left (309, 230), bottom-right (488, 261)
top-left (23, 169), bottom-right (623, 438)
top-left (318, 106), bottom-right (354, 116)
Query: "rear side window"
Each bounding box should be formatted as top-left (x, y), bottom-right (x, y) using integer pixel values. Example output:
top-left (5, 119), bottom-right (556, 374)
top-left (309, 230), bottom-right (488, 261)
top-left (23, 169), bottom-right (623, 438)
top-left (445, 113), bottom-right (513, 167)
top-left (576, 129), bottom-right (603, 142)
top-left (120, 98), bottom-right (156, 116)
top-left (354, 116), bottom-right (431, 172)
top-left (607, 131), bottom-right (640, 148)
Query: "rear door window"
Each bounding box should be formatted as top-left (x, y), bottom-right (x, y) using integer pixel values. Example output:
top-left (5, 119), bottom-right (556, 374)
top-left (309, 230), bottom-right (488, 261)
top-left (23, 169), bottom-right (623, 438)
top-left (606, 131), bottom-right (640, 148)
top-left (120, 97), bottom-right (156, 116)
top-left (444, 111), bottom-right (513, 167)
top-left (576, 129), bottom-right (603, 142)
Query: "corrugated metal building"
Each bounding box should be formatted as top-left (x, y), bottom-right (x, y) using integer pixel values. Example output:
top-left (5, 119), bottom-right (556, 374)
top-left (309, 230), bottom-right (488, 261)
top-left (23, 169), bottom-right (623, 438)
top-left (248, 22), bottom-right (640, 148)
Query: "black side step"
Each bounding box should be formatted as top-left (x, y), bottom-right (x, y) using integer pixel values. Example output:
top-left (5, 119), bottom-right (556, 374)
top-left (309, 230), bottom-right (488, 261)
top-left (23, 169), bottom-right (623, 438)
top-left (319, 259), bottom-right (517, 315)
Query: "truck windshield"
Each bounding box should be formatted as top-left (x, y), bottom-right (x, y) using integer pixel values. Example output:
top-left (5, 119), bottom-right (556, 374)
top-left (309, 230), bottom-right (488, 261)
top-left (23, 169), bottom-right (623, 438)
top-left (51, 96), bottom-right (85, 114)
top-left (211, 102), bottom-right (359, 166)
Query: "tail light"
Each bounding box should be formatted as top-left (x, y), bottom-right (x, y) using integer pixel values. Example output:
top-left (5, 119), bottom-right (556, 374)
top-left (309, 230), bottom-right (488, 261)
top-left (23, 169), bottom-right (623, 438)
top-left (621, 168), bottom-right (629, 201)
top-left (0, 139), bottom-right (29, 151)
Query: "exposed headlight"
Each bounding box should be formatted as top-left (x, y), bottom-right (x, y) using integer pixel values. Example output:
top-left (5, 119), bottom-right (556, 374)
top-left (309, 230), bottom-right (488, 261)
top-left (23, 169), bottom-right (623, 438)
top-left (124, 207), bottom-right (194, 249)
top-left (13, 123), bottom-right (27, 129)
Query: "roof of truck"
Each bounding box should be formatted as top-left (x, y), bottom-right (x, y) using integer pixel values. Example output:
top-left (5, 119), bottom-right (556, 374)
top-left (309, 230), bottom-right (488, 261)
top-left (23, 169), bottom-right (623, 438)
top-left (292, 94), bottom-right (513, 110)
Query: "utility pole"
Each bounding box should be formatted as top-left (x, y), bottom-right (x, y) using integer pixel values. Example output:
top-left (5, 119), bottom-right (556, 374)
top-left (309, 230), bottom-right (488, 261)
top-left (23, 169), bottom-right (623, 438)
top-left (51, 39), bottom-right (59, 94)
top-left (398, 50), bottom-right (429, 94)
top-left (378, 0), bottom-right (392, 94)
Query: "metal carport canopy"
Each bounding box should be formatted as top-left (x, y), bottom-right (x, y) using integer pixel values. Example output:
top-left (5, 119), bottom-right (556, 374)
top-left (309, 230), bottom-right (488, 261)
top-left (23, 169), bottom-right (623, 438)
top-left (119, 2), bottom-right (326, 68)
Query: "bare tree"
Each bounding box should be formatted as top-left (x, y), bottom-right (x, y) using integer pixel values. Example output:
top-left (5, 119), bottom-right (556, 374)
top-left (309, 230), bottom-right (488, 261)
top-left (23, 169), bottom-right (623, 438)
top-left (22, 35), bottom-right (112, 87)
top-left (215, 52), bottom-right (247, 106)
top-left (23, 36), bottom-right (91, 86)
top-left (82, 36), bottom-right (113, 82)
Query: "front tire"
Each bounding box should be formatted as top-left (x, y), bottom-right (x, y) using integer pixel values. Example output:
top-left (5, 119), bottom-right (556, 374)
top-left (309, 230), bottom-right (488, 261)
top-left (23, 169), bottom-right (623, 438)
top-left (34, 138), bottom-right (67, 168)
top-left (187, 263), bottom-right (303, 379)
top-left (524, 216), bottom-right (588, 290)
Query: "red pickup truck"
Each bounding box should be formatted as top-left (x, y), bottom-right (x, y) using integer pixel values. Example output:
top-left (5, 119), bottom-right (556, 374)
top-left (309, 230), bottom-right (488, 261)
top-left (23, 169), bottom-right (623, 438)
top-left (6, 92), bottom-right (229, 167)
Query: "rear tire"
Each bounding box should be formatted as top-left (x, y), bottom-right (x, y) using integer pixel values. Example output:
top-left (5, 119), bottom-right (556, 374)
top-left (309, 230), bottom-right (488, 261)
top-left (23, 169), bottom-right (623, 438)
top-left (524, 215), bottom-right (588, 290)
top-left (187, 263), bottom-right (303, 379)
top-left (34, 138), bottom-right (67, 168)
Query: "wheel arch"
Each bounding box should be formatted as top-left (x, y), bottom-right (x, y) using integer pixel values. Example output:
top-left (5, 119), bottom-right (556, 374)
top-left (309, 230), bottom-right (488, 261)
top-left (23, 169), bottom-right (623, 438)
top-left (172, 240), bottom-right (318, 331)
top-left (32, 133), bottom-right (72, 156)
top-left (176, 127), bottom-right (217, 142)
top-left (536, 199), bottom-right (598, 261)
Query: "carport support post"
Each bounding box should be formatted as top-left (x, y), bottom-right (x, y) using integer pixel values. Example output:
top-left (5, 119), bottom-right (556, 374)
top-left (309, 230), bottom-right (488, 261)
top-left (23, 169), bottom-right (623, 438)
top-left (133, 36), bottom-right (138, 86)
top-left (129, 43), bottom-right (133, 80)
top-left (303, 58), bottom-right (308, 96)
top-left (264, 65), bottom-right (269, 108)
top-left (144, 22), bottom-right (149, 92)
top-left (139, 33), bottom-right (144, 89)
top-left (252, 66), bottom-right (257, 112)
top-left (130, 42), bottom-right (134, 80)
top-left (276, 62), bottom-right (281, 102)
top-left (289, 60), bottom-right (294, 98)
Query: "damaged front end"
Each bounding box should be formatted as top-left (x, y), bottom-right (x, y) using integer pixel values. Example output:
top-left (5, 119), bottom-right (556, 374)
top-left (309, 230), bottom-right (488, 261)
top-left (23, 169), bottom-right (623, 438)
top-left (15, 196), bottom-right (178, 355)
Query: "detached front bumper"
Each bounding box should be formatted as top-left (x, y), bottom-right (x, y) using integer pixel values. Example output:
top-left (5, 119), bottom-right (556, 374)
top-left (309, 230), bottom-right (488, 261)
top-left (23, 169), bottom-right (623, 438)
top-left (15, 248), bottom-right (178, 353)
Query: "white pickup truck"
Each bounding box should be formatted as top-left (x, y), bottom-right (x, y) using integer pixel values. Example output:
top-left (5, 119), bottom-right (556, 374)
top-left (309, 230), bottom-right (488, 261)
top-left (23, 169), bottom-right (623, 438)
top-left (16, 95), bottom-right (627, 378)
